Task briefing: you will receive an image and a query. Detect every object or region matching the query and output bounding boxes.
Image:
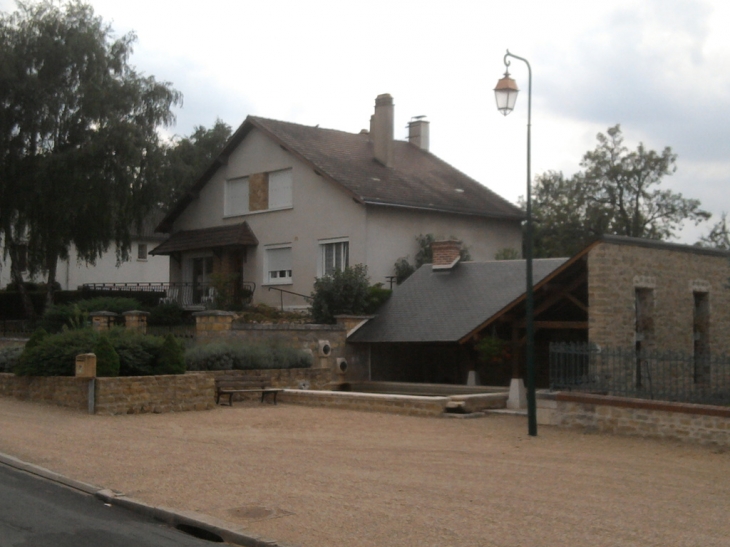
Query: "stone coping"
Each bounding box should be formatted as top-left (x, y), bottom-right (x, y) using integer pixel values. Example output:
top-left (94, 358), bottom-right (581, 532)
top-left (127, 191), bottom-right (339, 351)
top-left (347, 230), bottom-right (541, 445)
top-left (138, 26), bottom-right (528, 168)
top-left (231, 322), bottom-right (344, 331)
top-left (555, 391), bottom-right (730, 418)
top-left (122, 310), bottom-right (150, 316)
top-left (283, 388), bottom-right (450, 404)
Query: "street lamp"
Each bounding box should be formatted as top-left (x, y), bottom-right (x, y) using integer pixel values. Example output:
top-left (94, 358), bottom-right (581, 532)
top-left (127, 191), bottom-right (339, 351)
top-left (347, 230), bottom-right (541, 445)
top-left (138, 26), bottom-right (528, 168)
top-left (494, 50), bottom-right (537, 436)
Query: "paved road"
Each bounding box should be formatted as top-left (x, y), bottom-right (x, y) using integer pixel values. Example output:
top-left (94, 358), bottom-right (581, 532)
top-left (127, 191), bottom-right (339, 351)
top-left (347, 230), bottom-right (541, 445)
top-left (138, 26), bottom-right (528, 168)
top-left (0, 464), bottom-right (220, 547)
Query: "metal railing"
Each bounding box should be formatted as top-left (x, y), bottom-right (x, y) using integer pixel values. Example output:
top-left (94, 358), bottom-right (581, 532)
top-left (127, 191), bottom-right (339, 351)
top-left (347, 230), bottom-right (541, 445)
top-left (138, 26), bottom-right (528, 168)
top-left (549, 342), bottom-right (730, 406)
top-left (267, 286), bottom-right (312, 311)
top-left (81, 281), bottom-right (255, 309)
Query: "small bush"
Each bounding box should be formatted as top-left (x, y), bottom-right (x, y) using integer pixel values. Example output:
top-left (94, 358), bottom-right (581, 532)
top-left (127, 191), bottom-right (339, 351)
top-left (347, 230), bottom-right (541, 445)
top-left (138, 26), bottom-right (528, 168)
top-left (38, 304), bottom-right (89, 333)
top-left (15, 329), bottom-right (98, 376)
top-left (39, 297), bottom-right (142, 333)
top-left (25, 328), bottom-right (48, 350)
top-left (148, 302), bottom-right (191, 326)
top-left (185, 341), bottom-right (313, 371)
top-left (366, 283), bottom-right (391, 313)
top-left (157, 334), bottom-right (186, 375)
top-left (14, 327), bottom-right (186, 377)
top-left (0, 347), bottom-right (23, 373)
top-left (106, 329), bottom-right (164, 376)
top-left (310, 264), bottom-right (371, 324)
top-left (76, 297), bottom-right (141, 314)
top-left (94, 336), bottom-right (120, 377)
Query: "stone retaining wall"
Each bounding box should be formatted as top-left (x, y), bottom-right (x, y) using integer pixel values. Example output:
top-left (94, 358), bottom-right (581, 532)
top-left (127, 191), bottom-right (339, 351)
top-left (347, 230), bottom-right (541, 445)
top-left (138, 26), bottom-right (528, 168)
top-left (0, 372), bottom-right (215, 415)
top-left (538, 391), bottom-right (730, 446)
top-left (279, 389), bottom-right (450, 417)
top-left (94, 374), bottom-right (215, 415)
top-left (0, 373), bottom-right (89, 410)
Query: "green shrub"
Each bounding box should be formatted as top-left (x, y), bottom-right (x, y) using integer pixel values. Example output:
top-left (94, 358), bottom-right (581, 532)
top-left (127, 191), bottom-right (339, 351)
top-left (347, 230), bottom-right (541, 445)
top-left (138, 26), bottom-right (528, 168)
top-left (94, 336), bottom-right (120, 377)
top-left (75, 297), bottom-right (141, 314)
top-left (25, 328), bottom-right (48, 350)
top-left (15, 327), bottom-right (186, 377)
top-left (39, 297), bottom-right (142, 333)
top-left (148, 302), bottom-right (191, 326)
top-left (38, 303), bottom-right (89, 333)
top-left (106, 329), bottom-right (163, 376)
top-left (156, 334), bottom-right (186, 375)
top-left (185, 341), bottom-right (313, 371)
top-left (0, 347), bottom-right (23, 373)
top-left (310, 264), bottom-right (372, 324)
top-left (366, 283), bottom-right (391, 313)
top-left (15, 329), bottom-right (98, 376)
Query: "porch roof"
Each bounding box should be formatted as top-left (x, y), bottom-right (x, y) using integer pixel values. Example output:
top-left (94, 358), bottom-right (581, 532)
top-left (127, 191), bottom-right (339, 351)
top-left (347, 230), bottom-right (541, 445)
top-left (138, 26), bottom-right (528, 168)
top-left (150, 222), bottom-right (258, 255)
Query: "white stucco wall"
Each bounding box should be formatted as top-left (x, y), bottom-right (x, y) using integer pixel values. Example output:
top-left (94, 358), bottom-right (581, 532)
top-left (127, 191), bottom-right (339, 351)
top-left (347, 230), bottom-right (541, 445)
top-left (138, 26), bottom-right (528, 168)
top-left (0, 239), bottom-right (169, 290)
top-left (171, 129), bottom-right (368, 308)
top-left (363, 206), bottom-right (523, 286)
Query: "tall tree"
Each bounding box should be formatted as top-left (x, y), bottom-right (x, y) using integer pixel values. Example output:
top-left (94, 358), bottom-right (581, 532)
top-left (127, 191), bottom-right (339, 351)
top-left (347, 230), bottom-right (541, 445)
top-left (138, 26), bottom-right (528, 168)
top-left (157, 120), bottom-right (232, 210)
top-left (696, 212), bottom-right (730, 250)
top-left (529, 125), bottom-right (710, 257)
top-left (0, 0), bottom-right (181, 309)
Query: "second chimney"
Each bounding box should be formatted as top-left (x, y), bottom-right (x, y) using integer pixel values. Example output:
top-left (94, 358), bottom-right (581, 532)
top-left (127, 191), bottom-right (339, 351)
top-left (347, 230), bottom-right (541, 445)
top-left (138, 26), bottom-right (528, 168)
top-left (371, 93), bottom-right (394, 167)
top-left (408, 116), bottom-right (429, 151)
top-left (431, 239), bottom-right (462, 271)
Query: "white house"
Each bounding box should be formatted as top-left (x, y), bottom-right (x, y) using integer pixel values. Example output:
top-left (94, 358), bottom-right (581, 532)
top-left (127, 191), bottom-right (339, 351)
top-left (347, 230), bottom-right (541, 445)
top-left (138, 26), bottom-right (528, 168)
top-left (152, 94), bottom-right (525, 309)
top-left (0, 214), bottom-right (169, 291)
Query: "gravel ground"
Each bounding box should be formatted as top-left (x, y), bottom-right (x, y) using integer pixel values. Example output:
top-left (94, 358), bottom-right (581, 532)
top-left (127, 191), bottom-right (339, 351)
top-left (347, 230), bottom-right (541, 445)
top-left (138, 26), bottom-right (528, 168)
top-left (0, 397), bottom-right (728, 547)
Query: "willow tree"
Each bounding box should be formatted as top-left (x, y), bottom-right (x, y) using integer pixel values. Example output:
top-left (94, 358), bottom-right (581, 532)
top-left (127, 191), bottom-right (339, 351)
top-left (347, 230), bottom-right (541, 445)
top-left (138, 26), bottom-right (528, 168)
top-left (0, 0), bottom-right (181, 309)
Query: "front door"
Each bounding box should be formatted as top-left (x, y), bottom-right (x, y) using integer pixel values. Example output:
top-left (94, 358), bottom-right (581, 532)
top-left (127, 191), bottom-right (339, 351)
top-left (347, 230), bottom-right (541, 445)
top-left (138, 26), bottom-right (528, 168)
top-left (192, 256), bottom-right (214, 304)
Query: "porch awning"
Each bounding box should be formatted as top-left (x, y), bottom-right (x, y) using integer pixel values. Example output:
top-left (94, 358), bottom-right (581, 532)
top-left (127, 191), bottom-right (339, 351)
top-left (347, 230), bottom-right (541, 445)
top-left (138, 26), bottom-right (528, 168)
top-left (150, 222), bottom-right (258, 256)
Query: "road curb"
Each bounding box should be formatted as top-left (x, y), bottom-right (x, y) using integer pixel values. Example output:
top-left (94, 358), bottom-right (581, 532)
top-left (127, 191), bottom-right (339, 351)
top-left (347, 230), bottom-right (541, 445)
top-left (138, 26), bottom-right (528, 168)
top-left (0, 451), bottom-right (292, 547)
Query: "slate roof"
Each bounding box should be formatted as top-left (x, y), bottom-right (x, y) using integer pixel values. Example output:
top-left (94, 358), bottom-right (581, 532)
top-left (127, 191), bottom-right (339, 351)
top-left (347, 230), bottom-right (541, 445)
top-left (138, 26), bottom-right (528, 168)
top-left (150, 222), bottom-right (258, 255)
top-left (157, 116), bottom-right (524, 232)
top-left (348, 258), bottom-right (567, 344)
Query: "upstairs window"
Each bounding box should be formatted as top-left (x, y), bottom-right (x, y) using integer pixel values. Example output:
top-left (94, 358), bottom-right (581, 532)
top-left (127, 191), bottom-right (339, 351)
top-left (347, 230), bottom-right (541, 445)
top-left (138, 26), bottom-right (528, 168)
top-left (224, 168), bottom-right (292, 217)
top-left (268, 169), bottom-right (293, 209)
top-left (137, 243), bottom-right (148, 261)
top-left (265, 246), bottom-right (292, 285)
top-left (225, 176), bottom-right (250, 216)
top-left (319, 240), bottom-right (349, 277)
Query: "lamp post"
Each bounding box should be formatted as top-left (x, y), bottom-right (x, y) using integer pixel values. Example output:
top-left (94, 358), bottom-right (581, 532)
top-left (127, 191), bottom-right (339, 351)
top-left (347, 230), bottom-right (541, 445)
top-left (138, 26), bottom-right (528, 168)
top-left (494, 50), bottom-right (537, 436)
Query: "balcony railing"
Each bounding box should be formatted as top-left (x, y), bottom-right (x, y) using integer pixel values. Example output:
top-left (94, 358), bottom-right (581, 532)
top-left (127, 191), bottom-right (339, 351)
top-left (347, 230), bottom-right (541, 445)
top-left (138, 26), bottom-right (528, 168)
top-left (80, 281), bottom-right (256, 310)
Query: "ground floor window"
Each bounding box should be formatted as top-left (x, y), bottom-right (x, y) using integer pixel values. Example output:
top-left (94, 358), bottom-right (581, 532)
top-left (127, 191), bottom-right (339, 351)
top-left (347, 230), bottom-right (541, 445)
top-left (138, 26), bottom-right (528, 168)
top-left (320, 240), bottom-right (348, 277)
top-left (266, 246), bottom-right (292, 285)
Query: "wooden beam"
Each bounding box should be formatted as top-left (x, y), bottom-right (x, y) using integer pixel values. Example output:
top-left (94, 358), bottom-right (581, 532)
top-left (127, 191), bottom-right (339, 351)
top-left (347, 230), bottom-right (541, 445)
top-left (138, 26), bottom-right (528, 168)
top-left (517, 273), bottom-right (588, 326)
top-left (533, 321), bottom-right (588, 329)
top-left (565, 293), bottom-right (588, 313)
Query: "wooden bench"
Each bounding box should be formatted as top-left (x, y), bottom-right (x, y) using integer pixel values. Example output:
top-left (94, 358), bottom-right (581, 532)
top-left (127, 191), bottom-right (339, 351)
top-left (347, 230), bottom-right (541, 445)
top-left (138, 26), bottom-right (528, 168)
top-left (215, 375), bottom-right (283, 406)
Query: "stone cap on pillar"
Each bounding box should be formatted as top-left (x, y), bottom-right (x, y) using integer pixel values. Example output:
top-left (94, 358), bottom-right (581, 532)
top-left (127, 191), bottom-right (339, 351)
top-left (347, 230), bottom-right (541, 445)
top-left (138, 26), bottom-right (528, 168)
top-left (122, 310), bottom-right (151, 317)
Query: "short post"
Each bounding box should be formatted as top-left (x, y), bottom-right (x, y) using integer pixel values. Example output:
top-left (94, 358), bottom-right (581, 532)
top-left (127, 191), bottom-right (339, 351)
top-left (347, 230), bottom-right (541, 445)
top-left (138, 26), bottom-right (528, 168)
top-left (76, 353), bottom-right (97, 415)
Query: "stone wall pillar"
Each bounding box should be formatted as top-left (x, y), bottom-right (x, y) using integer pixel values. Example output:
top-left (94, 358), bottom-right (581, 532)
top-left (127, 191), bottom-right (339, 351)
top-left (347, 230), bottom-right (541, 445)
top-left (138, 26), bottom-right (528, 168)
top-left (89, 311), bottom-right (118, 332)
top-left (193, 311), bottom-right (235, 337)
top-left (123, 310), bottom-right (150, 334)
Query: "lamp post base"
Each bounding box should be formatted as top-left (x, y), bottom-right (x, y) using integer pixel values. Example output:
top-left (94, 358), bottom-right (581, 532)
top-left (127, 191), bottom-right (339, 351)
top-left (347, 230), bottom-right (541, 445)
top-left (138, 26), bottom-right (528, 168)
top-left (507, 378), bottom-right (527, 409)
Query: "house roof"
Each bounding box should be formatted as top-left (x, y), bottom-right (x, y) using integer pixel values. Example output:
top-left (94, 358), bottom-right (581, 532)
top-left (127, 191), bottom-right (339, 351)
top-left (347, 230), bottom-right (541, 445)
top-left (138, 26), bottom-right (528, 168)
top-left (348, 258), bottom-right (567, 344)
top-left (156, 116), bottom-right (524, 232)
top-left (150, 222), bottom-right (258, 255)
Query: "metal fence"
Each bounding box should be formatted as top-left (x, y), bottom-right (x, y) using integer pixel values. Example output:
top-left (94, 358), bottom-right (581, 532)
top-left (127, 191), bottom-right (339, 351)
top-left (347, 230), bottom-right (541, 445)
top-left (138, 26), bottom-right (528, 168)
top-left (81, 281), bottom-right (255, 310)
top-left (549, 342), bottom-right (730, 406)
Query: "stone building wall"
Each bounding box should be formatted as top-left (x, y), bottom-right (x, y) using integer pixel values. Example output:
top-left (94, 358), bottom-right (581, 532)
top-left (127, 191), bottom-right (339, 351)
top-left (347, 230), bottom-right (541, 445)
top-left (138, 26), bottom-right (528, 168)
top-left (587, 241), bottom-right (730, 354)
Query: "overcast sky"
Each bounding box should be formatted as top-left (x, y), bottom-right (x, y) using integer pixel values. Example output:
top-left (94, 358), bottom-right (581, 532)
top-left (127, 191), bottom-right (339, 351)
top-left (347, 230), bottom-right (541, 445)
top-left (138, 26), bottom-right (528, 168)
top-left (3, 0), bottom-right (729, 242)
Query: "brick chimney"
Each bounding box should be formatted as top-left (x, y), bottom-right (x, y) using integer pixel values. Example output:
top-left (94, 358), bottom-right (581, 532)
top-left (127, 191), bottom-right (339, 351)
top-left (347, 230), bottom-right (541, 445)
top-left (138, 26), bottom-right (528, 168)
top-left (371, 93), bottom-right (394, 167)
top-left (408, 116), bottom-right (429, 151)
top-left (431, 239), bottom-right (462, 271)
